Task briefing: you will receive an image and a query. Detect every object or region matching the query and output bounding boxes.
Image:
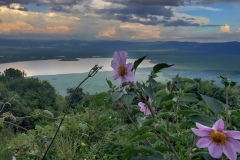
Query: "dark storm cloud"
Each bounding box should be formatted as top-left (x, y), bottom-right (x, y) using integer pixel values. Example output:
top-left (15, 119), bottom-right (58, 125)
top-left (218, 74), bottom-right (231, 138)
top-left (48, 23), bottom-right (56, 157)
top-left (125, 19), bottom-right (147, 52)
top-left (103, 0), bottom-right (189, 6)
top-left (162, 19), bottom-right (200, 26)
top-left (201, 24), bottom-right (221, 27)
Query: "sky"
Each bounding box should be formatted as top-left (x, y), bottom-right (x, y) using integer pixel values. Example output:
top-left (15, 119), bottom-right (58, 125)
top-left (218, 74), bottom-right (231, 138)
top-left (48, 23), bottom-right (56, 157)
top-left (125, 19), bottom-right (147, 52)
top-left (0, 0), bottom-right (240, 42)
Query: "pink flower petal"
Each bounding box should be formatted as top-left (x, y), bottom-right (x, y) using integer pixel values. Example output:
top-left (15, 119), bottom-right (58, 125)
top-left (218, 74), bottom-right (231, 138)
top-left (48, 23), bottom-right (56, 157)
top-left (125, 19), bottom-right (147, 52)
top-left (223, 141), bottom-right (237, 160)
top-left (191, 128), bottom-right (211, 137)
top-left (196, 122), bottom-right (212, 132)
top-left (124, 71), bottom-right (136, 83)
top-left (227, 137), bottom-right (240, 152)
top-left (120, 51), bottom-right (127, 64)
top-left (113, 51), bottom-right (121, 65)
top-left (196, 137), bottom-right (212, 148)
top-left (208, 143), bottom-right (223, 158)
top-left (112, 72), bottom-right (120, 80)
top-left (225, 131), bottom-right (240, 139)
top-left (111, 60), bottom-right (119, 70)
top-left (212, 119), bottom-right (224, 132)
top-left (12, 156), bottom-right (16, 160)
top-left (125, 63), bottom-right (133, 71)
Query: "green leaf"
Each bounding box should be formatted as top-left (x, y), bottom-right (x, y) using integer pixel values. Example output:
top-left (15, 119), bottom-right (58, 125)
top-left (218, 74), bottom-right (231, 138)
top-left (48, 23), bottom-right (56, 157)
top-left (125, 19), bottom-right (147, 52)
top-left (132, 56), bottom-right (147, 71)
top-left (111, 91), bottom-right (124, 102)
top-left (122, 94), bottom-right (135, 108)
top-left (130, 126), bottom-right (151, 139)
top-left (201, 94), bottom-right (225, 117)
top-left (160, 93), bottom-right (174, 103)
top-left (155, 125), bottom-right (170, 137)
top-left (230, 81), bottom-right (237, 88)
top-left (79, 122), bottom-right (88, 132)
top-left (42, 110), bottom-right (54, 118)
top-left (106, 79), bottom-right (113, 88)
top-left (179, 96), bottom-right (199, 103)
top-left (129, 132), bottom-right (155, 143)
top-left (112, 124), bottom-right (127, 132)
top-left (153, 63), bottom-right (173, 73)
top-left (142, 118), bottom-right (155, 127)
top-left (144, 85), bottom-right (155, 101)
top-left (188, 114), bottom-right (215, 126)
top-left (177, 109), bottom-right (199, 116)
top-left (0, 118), bottom-right (4, 127)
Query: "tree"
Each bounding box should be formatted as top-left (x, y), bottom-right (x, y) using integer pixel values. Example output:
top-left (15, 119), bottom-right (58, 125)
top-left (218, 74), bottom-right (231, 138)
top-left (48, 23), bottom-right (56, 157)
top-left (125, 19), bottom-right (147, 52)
top-left (0, 68), bottom-right (26, 82)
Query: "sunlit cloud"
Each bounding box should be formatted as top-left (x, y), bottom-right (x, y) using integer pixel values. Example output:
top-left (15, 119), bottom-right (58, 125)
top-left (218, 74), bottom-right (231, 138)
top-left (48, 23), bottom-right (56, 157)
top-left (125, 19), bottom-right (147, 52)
top-left (119, 23), bottom-right (161, 39)
top-left (96, 28), bottom-right (116, 38)
top-left (220, 24), bottom-right (230, 33)
top-left (0, 5), bottom-right (80, 35)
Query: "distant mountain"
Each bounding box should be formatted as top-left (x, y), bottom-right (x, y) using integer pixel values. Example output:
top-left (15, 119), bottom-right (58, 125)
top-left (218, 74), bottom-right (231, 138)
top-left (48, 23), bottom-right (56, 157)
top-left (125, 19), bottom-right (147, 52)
top-left (0, 39), bottom-right (239, 63)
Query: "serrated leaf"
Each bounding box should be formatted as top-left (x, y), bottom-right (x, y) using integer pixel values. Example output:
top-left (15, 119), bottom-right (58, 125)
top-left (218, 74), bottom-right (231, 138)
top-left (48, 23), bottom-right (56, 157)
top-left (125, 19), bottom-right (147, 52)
top-left (111, 91), bottom-right (124, 102)
top-left (188, 114), bottom-right (215, 126)
top-left (153, 63), bottom-right (173, 73)
top-left (122, 94), bottom-right (135, 108)
top-left (112, 124), bottom-right (127, 132)
top-left (130, 126), bottom-right (151, 139)
top-left (155, 125), bottom-right (169, 137)
top-left (132, 56), bottom-right (147, 71)
top-left (129, 132), bottom-right (155, 143)
top-left (201, 94), bottom-right (225, 117)
top-left (179, 96), bottom-right (199, 103)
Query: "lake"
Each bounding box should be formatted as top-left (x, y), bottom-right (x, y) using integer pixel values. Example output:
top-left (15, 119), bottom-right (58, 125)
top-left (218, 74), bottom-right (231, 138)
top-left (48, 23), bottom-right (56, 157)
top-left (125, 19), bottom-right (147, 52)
top-left (0, 55), bottom-right (239, 96)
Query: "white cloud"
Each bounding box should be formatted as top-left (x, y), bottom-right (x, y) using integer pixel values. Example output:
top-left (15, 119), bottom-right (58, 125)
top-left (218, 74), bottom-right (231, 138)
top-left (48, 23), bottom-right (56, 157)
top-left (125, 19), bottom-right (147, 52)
top-left (220, 24), bottom-right (230, 33)
top-left (96, 28), bottom-right (116, 38)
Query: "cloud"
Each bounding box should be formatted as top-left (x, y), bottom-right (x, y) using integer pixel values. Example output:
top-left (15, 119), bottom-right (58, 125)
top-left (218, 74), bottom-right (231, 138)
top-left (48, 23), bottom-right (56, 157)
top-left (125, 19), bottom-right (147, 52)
top-left (237, 28), bottom-right (240, 32)
top-left (175, 6), bottom-right (222, 12)
top-left (0, 21), bottom-right (34, 33)
top-left (96, 28), bottom-right (116, 38)
top-left (8, 3), bottom-right (28, 11)
top-left (119, 23), bottom-right (161, 39)
top-left (220, 24), bottom-right (230, 33)
top-left (0, 5), bottom-right (80, 35)
top-left (103, 0), bottom-right (186, 6)
top-left (0, 0), bottom-right (84, 6)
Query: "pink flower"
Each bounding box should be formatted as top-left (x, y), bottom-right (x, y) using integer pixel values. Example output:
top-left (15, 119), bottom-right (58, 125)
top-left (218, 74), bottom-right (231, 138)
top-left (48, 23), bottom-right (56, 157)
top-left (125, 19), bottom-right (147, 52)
top-left (138, 102), bottom-right (155, 116)
top-left (12, 156), bottom-right (16, 160)
top-left (111, 51), bottom-right (136, 85)
top-left (191, 119), bottom-right (240, 160)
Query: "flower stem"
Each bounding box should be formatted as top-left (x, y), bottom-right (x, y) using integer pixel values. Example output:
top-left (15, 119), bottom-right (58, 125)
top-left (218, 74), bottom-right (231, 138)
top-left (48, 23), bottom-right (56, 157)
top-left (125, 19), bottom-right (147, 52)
top-left (41, 64), bottom-right (102, 160)
top-left (225, 87), bottom-right (229, 129)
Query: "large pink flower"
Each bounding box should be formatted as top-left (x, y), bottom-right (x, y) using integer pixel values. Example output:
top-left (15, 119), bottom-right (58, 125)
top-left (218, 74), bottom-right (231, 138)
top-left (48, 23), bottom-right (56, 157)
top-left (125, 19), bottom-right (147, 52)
top-left (111, 51), bottom-right (136, 85)
top-left (138, 102), bottom-right (155, 116)
top-left (191, 119), bottom-right (240, 160)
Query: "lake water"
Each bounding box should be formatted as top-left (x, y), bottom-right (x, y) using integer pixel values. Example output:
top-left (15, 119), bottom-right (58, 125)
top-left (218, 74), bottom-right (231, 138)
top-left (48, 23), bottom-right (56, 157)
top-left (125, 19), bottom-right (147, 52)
top-left (0, 57), bottom-right (239, 96)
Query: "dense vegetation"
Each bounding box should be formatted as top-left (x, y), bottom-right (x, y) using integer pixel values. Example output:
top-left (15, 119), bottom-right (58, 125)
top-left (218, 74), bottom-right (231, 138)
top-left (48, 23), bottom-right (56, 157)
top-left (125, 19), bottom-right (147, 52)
top-left (0, 62), bottom-right (240, 160)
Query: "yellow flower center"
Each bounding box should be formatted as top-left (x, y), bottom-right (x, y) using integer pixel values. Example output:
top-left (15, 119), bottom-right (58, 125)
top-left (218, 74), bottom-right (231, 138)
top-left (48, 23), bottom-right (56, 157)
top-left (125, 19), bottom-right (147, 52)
top-left (118, 66), bottom-right (126, 76)
top-left (209, 131), bottom-right (226, 146)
